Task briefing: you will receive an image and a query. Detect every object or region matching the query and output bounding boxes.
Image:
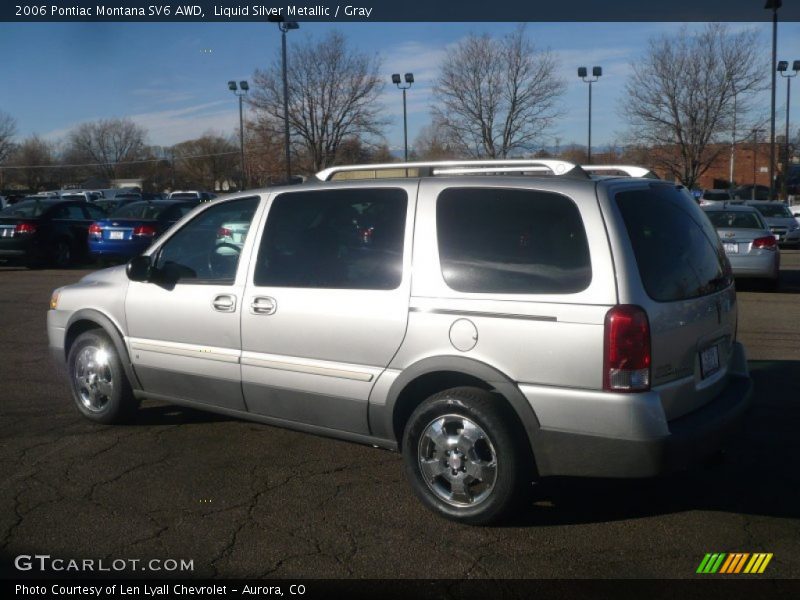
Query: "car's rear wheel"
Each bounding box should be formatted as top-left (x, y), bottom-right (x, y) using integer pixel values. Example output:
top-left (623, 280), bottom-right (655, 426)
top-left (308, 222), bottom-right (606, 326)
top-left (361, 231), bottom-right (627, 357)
top-left (402, 387), bottom-right (531, 525)
top-left (67, 330), bottom-right (139, 424)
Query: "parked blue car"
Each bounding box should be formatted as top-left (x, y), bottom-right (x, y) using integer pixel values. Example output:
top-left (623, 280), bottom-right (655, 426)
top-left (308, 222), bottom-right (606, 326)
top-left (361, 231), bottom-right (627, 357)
top-left (88, 200), bottom-right (198, 261)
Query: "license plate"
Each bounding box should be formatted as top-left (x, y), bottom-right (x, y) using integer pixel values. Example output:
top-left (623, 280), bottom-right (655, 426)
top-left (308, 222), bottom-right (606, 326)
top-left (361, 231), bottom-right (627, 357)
top-left (723, 242), bottom-right (738, 254)
top-left (700, 344), bottom-right (720, 379)
top-left (108, 230), bottom-right (124, 240)
top-left (774, 234), bottom-right (781, 240)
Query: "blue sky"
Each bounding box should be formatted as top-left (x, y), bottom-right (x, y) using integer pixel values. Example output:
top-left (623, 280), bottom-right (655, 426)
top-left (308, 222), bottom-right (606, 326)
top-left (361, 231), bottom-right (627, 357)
top-left (2, 21), bottom-right (800, 154)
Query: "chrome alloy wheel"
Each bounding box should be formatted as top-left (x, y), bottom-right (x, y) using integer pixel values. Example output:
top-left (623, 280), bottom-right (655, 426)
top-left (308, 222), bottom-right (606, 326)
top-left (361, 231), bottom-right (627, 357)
top-left (73, 345), bottom-right (114, 412)
top-left (417, 414), bottom-right (498, 507)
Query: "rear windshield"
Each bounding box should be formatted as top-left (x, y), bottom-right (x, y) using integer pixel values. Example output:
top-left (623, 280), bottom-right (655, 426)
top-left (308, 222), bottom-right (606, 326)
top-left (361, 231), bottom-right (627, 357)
top-left (111, 202), bottom-right (174, 220)
top-left (703, 191), bottom-right (731, 200)
top-left (0, 200), bottom-right (56, 217)
top-left (705, 211), bottom-right (765, 230)
top-left (616, 186), bottom-right (731, 302)
top-left (170, 193), bottom-right (199, 199)
top-left (437, 188), bottom-right (592, 294)
top-left (752, 204), bottom-right (791, 218)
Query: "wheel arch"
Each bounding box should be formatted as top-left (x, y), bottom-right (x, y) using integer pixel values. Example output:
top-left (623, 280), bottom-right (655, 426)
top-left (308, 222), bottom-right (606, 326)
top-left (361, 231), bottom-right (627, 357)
top-left (65, 309), bottom-right (142, 390)
top-left (385, 356), bottom-right (541, 463)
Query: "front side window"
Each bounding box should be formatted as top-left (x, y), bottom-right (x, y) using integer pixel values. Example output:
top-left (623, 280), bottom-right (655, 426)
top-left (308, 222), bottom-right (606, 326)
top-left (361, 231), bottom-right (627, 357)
top-left (437, 188), bottom-right (592, 294)
top-left (153, 196), bottom-right (260, 283)
top-left (254, 189), bottom-right (407, 290)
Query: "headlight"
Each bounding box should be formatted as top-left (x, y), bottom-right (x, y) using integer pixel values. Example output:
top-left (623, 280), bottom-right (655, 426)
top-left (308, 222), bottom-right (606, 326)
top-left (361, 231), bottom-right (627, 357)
top-left (49, 290), bottom-right (60, 310)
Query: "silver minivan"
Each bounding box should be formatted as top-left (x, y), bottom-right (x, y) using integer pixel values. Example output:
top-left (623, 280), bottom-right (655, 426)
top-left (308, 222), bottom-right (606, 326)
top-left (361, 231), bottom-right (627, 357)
top-left (47, 160), bottom-right (752, 524)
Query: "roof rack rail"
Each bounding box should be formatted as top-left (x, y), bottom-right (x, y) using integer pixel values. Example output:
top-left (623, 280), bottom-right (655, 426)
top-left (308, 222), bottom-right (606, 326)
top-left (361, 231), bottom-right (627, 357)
top-left (580, 165), bottom-right (660, 179)
top-left (314, 159), bottom-right (587, 182)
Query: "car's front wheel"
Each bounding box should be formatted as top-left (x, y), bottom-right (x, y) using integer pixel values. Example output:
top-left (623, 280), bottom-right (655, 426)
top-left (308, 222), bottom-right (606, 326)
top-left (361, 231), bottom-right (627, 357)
top-left (67, 330), bottom-right (139, 424)
top-left (402, 387), bottom-right (531, 525)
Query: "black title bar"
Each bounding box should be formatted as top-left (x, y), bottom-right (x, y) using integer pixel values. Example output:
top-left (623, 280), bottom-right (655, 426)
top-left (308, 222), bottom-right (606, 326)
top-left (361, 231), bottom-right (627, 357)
top-left (3, 0), bottom-right (800, 22)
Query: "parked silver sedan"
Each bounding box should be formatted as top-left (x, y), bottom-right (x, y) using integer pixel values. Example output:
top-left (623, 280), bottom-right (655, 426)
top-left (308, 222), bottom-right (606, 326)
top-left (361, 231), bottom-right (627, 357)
top-left (745, 201), bottom-right (800, 247)
top-left (703, 204), bottom-right (780, 289)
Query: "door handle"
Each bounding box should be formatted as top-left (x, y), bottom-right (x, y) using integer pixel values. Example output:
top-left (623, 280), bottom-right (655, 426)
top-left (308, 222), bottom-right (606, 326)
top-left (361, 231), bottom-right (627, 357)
top-left (250, 296), bottom-right (277, 315)
top-left (212, 294), bottom-right (237, 313)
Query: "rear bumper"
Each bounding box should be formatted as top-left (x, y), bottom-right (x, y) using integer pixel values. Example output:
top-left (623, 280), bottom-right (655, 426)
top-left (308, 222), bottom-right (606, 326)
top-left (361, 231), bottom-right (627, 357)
top-left (533, 374), bottom-right (752, 477)
top-left (729, 253), bottom-right (779, 279)
top-left (89, 239), bottom-right (150, 258)
top-left (527, 342), bottom-right (753, 478)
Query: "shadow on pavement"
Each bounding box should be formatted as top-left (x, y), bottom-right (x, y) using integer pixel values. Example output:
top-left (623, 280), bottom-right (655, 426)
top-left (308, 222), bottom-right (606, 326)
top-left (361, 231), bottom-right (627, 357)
top-left (127, 403), bottom-right (232, 426)
top-left (508, 359), bottom-right (800, 526)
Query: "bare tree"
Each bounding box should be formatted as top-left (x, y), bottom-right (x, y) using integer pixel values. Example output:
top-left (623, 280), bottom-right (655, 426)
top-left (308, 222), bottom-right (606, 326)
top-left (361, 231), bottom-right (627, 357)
top-left (171, 133), bottom-right (238, 191)
top-left (7, 135), bottom-right (57, 191)
top-left (621, 24), bottom-right (766, 188)
top-left (432, 26), bottom-right (564, 158)
top-left (65, 118), bottom-right (148, 181)
top-left (412, 120), bottom-right (458, 160)
top-left (0, 112), bottom-right (16, 164)
top-left (250, 31), bottom-right (387, 172)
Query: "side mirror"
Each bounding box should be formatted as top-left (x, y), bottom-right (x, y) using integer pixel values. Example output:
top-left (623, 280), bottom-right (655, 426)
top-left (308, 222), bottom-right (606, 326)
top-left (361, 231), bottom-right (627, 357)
top-left (126, 255), bottom-right (152, 282)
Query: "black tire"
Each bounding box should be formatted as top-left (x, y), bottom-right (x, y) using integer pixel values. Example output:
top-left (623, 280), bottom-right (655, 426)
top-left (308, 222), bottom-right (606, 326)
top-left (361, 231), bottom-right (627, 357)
top-left (52, 239), bottom-right (72, 268)
top-left (66, 329), bottom-right (139, 424)
top-left (402, 386), bottom-right (532, 525)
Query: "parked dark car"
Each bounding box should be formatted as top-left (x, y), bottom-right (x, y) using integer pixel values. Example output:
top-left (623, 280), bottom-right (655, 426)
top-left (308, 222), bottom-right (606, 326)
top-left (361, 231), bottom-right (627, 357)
top-left (0, 199), bottom-right (107, 267)
top-left (88, 200), bottom-right (198, 261)
top-left (732, 184), bottom-right (771, 201)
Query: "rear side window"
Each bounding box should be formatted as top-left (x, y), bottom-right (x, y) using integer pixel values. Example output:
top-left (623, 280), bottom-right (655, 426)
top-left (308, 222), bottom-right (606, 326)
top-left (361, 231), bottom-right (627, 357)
top-left (436, 188), bottom-right (592, 294)
top-left (616, 186), bottom-right (731, 302)
top-left (254, 188), bottom-right (407, 290)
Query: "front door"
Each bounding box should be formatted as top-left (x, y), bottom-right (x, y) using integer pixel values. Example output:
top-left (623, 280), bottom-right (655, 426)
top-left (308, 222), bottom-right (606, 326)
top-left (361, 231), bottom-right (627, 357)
top-left (125, 196), bottom-right (262, 410)
top-left (240, 185), bottom-right (416, 434)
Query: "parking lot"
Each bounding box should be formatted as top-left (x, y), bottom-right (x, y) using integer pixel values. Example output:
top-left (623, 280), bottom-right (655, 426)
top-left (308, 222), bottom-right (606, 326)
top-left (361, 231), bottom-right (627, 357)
top-left (1, 253), bottom-right (799, 579)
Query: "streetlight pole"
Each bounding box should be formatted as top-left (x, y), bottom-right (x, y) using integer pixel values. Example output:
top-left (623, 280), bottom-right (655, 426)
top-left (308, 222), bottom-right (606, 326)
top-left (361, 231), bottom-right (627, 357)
top-left (766, 0), bottom-right (782, 198)
top-left (228, 80), bottom-right (249, 191)
top-left (752, 128), bottom-right (765, 199)
top-left (778, 60), bottom-right (799, 200)
top-left (578, 66), bottom-right (602, 164)
top-left (269, 16), bottom-right (299, 183)
top-left (729, 89), bottom-right (737, 188)
top-left (391, 73), bottom-right (414, 161)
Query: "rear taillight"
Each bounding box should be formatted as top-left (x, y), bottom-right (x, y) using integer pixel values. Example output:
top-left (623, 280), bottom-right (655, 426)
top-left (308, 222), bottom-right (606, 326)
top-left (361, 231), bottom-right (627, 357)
top-left (133, 225), bottom-right (157, 237)
top-left (217, 226), bottom-right (233, 239)
top-left (603, 305), bottom-right (651, 392)
top-left (14, 222), bottom-right (37, 235)
top-left (88, 223), bottom-right (102, 237)
top-left (752, 235), bottom-right (777, 250)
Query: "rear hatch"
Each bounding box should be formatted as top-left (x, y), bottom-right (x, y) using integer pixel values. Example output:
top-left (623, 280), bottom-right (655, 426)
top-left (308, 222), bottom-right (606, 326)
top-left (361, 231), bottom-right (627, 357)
top-left (610, 183), bottom-right (738, 420)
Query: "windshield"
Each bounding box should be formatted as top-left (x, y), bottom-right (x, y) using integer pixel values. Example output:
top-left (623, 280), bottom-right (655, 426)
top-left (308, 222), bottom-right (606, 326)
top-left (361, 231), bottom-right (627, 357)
top-left (0, 200), bottom-right (55, 217)
top-left (706, 211), bottom-right (765, 229)
top-left (753, 204), bottom-right (791, 218)
top-left (170, 193), bottom-right (199, 199)
top-left (111, 202), bottom-right (171, 220)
